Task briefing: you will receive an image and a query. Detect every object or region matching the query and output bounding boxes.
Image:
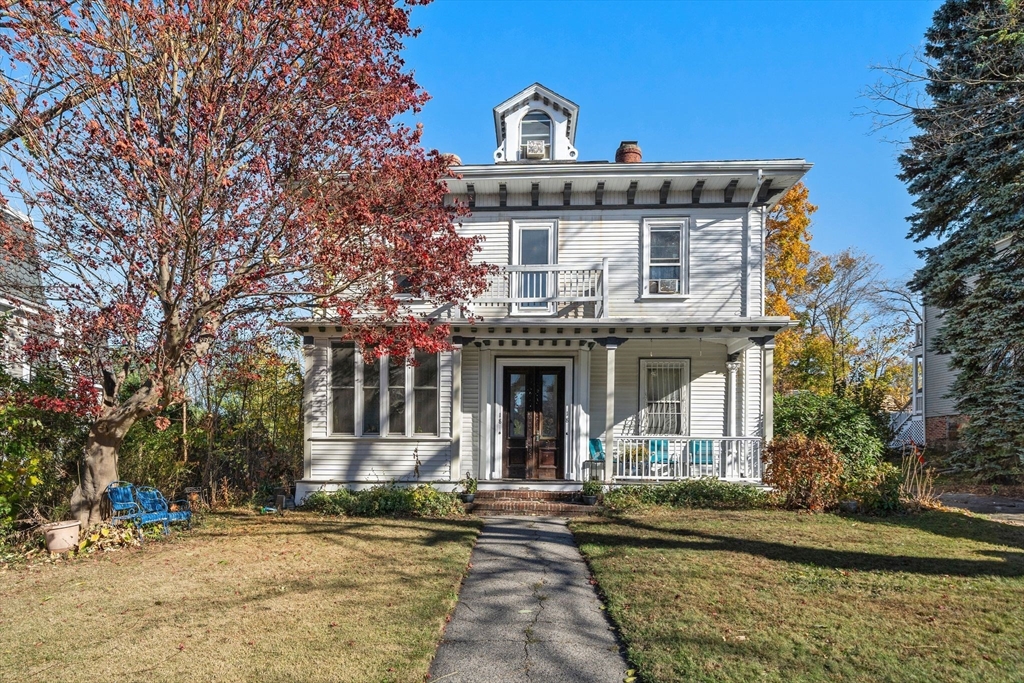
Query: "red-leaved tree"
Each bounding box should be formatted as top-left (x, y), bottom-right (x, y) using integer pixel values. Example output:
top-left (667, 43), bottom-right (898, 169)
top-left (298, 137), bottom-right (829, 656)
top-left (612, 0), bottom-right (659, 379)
top-left (0, 0), bottom-right (487, 525)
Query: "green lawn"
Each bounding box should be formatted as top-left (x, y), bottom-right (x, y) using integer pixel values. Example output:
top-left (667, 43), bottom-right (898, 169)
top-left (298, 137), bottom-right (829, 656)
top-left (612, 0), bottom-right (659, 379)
top-left (572, 508), bottom-right (1024, 683)
top-left (0, 511), bottom-right (481, 683)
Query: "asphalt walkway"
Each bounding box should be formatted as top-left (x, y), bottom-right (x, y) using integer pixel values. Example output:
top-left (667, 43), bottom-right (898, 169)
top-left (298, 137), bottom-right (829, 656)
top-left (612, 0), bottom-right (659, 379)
top-left (429, 516), bottom-right (629, 683)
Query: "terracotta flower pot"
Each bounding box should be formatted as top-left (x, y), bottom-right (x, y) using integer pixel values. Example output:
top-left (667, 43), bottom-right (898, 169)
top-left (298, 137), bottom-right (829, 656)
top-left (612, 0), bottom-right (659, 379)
top-left (44, 520), bottom-right (81, 553)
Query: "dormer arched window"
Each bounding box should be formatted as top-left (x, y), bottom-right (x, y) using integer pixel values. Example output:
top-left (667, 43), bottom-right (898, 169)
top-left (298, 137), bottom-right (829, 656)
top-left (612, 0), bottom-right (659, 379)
top-left (520, 110), bottom-right (552, 160)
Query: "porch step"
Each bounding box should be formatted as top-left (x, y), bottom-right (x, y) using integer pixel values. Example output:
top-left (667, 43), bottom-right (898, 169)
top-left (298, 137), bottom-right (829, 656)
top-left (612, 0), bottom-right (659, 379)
top-left (466, 499), bottom-right (603, 517)
top-left (466, 489), bottom-right (603, 516)
top-left (474, 489), bottom-right (579, 502)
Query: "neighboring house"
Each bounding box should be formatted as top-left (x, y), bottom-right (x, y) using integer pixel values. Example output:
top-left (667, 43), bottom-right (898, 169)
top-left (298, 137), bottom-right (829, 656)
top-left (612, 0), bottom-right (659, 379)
top-left (288, 83), bottom-right (810, 498)
top-left (0, 204), bottom-right (46, 381)
top-left (910, 305), bottom-right (964, 451)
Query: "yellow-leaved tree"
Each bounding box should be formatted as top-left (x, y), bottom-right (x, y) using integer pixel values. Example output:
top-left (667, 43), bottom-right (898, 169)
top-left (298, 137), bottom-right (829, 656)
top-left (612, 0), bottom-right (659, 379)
top-left (764, 182), bottom-right (817, 392)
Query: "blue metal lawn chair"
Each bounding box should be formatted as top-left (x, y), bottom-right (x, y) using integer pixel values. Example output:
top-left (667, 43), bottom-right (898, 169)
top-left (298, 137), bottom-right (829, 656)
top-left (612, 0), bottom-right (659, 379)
top-left (106, 481), bottom-right (142, 525)
top-left (135, 486), bottom-right (192, 535)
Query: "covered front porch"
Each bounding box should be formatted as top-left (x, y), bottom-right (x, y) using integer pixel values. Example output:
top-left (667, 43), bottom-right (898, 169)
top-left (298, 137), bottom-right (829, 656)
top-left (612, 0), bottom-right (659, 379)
top-left (453, 320), bottom-right (781, 486)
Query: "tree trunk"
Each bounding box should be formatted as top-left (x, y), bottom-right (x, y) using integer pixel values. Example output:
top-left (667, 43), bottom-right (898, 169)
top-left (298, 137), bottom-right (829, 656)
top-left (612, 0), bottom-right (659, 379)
top-left (69, 414), bottom-right (139, 527)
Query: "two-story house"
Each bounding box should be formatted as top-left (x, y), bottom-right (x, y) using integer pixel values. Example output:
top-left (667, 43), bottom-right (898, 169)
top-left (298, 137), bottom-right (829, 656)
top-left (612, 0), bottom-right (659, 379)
top-left (289, 83), bottom-right (811, 499)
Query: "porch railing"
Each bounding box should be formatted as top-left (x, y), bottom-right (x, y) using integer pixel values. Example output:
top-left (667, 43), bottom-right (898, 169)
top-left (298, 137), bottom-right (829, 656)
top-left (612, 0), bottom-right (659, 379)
top-left (611, 436), bottom-right (763, 481)
top-left (473, 259), bottom-right (609, 318)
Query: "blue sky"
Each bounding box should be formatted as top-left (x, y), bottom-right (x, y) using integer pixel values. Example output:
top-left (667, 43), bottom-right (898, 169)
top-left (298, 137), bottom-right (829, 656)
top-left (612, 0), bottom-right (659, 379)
top-left (403, 0), bottom-right (941, 282)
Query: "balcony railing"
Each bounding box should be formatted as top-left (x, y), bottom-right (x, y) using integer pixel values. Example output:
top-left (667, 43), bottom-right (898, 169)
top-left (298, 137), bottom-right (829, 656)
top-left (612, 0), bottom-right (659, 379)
top-left (473, 259), bottom-right (608, 318)
top-left (611, 436), bottom-right (763, 481)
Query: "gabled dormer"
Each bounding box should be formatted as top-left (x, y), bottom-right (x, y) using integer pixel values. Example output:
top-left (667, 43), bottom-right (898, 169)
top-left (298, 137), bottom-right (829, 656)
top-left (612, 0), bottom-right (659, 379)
top-left (492, 83), bottom-right (579, 163)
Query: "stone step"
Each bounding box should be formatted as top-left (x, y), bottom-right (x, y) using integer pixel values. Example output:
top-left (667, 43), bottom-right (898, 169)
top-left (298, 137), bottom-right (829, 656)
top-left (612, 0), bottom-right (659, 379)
top-left (473, 489), bottom-right (579, 502)
top-left (466, 499), bottom-right (603, 517)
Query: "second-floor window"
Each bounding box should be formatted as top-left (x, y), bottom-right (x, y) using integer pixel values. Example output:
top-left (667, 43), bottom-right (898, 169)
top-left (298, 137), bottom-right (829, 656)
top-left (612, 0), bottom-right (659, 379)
top-left (331, 343), bottom-right (440, 437)
top-left (642, 217), bottom-right (689, 297)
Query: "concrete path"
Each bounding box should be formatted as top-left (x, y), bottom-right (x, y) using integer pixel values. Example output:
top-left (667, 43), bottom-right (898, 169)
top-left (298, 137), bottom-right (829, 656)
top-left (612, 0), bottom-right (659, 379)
top-left (430, 516), bottom-right (629, 683)
top-left (939, 493), bottom-right (1024, 526)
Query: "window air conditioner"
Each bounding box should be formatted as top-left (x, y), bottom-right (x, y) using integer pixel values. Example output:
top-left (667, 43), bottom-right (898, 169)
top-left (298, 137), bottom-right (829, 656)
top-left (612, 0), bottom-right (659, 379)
top-left (656, 279), bottom-right (680, 294)
top-left (525, 140), bottom-right (546, 159)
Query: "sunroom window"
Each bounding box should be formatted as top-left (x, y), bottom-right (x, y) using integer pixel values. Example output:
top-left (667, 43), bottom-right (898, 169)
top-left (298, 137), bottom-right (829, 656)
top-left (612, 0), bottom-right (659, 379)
top-left (520, 111), bottom-right (552, 160)
top-left (330, 343), bottom-right (440, 437)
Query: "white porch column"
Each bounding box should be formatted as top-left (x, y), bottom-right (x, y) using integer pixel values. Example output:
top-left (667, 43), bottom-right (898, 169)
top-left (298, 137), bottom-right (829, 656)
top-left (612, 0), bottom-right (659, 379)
top-left (725, 359), bottom-right (741, 437)
top-left (763, 341), bottom-right (775, 441)
top-left (603, 341), bottom-right (617, 483)
top-left (450, 344), bottom-right (463, 483)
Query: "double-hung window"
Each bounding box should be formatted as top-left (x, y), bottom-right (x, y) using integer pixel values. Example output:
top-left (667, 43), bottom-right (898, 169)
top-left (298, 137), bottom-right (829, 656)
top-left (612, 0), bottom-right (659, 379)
top-left (330, 343), bottom-right (440, 437)
top-left (642, 217), bottom-right (689, 297)
top-left (638, 359), bottom-right (690, 435)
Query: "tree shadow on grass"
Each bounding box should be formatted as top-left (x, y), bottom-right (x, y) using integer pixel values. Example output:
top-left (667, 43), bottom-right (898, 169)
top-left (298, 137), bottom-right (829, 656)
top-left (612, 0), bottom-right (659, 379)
top-left (844, 508), bottom-right (1024, 553)
top-left (196, 512), bottom-right (483, 550)
top-left (574, 515), bottom-right (1024, 578)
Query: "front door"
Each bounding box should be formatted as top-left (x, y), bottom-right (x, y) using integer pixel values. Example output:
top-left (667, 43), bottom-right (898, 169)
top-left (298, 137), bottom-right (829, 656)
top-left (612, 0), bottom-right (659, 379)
top-left (503, 367), bottom-right (565, 480)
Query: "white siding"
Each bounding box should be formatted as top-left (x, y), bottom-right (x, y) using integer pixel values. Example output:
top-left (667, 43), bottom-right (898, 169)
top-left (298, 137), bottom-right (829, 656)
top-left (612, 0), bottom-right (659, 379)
top-left (923, 305), bottom-right (959, 418)
top-left (308, 439), bottom-right (451, 482)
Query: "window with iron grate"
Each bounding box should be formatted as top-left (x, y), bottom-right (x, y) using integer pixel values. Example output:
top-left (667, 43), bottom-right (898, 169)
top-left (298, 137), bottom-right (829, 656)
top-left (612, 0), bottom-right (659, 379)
top-left (639, 359), bottom-right (690, 435)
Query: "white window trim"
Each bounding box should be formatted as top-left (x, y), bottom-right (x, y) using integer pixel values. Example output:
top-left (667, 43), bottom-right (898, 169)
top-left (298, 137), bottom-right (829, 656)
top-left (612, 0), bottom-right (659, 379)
top-left (329, 344), bottom-right (440, 438)
top-left (510, 219), bottom-right (558, 316)
top-left (640, 217), bottom-right (690, 300)
top-left (638, 358), bottom-right (691, 436)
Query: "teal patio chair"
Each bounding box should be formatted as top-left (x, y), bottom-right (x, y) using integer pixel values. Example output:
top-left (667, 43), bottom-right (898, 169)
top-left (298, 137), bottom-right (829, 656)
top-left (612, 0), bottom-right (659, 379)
top-left (584, 438), bottom-right (607, 481)
top-left (649, 439), bottom-right (674, 477)
top-left (689, 439), bottom-right (715, 469)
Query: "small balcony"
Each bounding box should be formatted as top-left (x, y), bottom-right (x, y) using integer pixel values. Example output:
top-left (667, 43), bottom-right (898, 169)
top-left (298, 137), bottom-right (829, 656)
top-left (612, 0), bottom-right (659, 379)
top-left (611, 436), bottom-right (763, 481)
top-left (473, 259), bottom-right (609, 318)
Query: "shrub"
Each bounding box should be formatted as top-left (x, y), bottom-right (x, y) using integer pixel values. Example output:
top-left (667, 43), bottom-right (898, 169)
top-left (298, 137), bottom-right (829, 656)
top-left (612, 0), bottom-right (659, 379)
top-left (603, 478), bottom-right (770, 512)
top-left (775, 392), bottom-right (885, 482)
top-left (303, 483), bottom-right (463, 518)
top-left (854, 462), bottom-right (904, 515)
top-left (581, 479), bottom-right (604, 497)
top-left (763, 435), bottom-right (844, 511)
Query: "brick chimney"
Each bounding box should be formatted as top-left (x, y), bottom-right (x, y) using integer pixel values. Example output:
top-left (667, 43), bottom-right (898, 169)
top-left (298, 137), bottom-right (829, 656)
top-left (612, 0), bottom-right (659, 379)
top-left (615, 141), bottom-right (642, 163)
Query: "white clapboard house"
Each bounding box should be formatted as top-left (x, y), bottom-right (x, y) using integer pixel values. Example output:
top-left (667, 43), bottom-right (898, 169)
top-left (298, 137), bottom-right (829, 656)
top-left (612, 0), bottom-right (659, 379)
top-left (289, 83), bottom-right (810, 499)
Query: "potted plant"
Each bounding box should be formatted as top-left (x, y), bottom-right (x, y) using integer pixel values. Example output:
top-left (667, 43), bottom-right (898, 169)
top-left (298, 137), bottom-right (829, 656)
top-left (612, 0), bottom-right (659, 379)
top-left (581, 479), bottom-right (603, 505)
top-left (459, 472), bottom-right (477, 503)
top-left (43, 519), bottom-right (81, 553)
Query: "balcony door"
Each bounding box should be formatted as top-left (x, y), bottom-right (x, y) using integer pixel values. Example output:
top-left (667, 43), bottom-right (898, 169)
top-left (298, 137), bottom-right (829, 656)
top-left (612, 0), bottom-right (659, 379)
top-left (512, 220), bottom-right (556, 315)
top-left (502, 366), bottom-right (565, 480)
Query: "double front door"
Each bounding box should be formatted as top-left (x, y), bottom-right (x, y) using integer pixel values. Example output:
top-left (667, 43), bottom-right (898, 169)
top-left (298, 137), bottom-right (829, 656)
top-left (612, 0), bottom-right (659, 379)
top-left (502, 367), bottom-right (565, 480)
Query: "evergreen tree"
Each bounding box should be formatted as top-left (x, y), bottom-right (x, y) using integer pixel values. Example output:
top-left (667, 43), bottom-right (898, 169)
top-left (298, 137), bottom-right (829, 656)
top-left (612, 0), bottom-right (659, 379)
top-left (898, 0), bottom-right (1024, 476)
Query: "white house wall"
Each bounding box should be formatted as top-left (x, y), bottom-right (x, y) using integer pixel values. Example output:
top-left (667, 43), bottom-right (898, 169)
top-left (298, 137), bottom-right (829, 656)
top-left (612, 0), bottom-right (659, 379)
top-left (923, 304), bottom-right (959, 418)
top-left (412, 208), bottom-right (760, 321)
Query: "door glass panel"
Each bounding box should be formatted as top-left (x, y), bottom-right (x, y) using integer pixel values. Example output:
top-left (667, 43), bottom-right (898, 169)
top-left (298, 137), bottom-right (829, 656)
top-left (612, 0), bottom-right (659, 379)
top-left (539, 372), bottom-right (558, 438)
top-left (509, 372), bottom-right (527, 438)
